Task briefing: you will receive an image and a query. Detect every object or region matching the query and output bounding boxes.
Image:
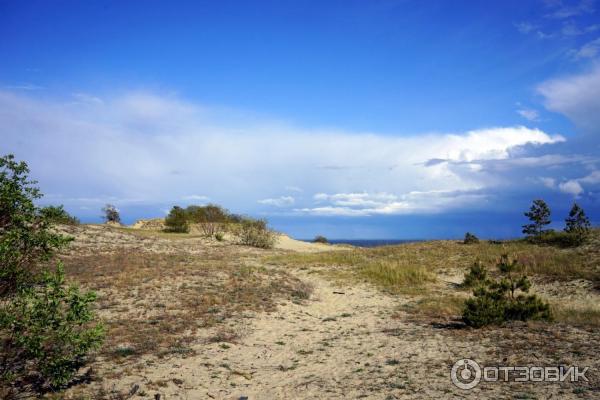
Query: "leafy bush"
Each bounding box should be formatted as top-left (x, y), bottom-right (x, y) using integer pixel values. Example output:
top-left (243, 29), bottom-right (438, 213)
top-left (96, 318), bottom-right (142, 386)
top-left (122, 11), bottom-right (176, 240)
top-left (535, 230), bottom-right (582, 248)
top-left (0, 155), bottom-right (71, 297)
top-left (164, 206), bottom-right (189, 233)
top-left (214, 232), bottom-right (224, 241)
top-left (40, 205), bottom-right (80, 225)
top-left (522, 199), bottom-right (551, 239)
top-left (463, 232), bottom-right (479, 244)
top-left (0, 265), bottom-right (104, 390)
top-left (313, 235), bottom-right (328, 244)
top-left (0, 154), bottom-right (103, 393)
top-left (101, 204), bottom-right (120, 224)
top-left (462, 260), bottom-right (487, 287)
top-left (237, 217), bottom-right (276, 249)
top-left (185, 204), bottom-right (229, 236)
top-left (462, 255), bottom-right (551, 328)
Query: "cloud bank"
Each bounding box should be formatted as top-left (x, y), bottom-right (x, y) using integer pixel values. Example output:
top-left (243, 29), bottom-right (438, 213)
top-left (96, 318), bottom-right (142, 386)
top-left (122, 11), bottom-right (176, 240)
top-left (538, 64), bottom-right (600, 132)
top-left (0, 89), bottom-right (594, 220)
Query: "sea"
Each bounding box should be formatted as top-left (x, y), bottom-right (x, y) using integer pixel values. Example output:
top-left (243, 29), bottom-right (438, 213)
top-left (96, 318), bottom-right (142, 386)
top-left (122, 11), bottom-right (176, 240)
top-left (301, 239), bottom-right (423, 248)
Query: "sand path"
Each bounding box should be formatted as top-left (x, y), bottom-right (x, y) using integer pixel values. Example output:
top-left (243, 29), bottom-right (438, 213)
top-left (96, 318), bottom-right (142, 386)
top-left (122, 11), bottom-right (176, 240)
top-left (114, 265), bottom-right (511, 400)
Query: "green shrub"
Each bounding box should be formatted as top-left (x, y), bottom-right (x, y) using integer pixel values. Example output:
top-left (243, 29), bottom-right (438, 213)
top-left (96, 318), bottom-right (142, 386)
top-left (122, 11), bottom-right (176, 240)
top-left (534, 230), bottom-right (582, 248)
top-left (463, 232), bottom-right (479, 244)
top-left (186, 204), bottom-right (229, 236)
top-left (0, 154), bottom-right (103, 394)
top-left (40, 205), bottom-right (80, 225)
top-left (164, 206), bottom-right (189, 233)
top-left (462, 260), bottom-right (488, 287)
top-left (462, 255), bottom-right (551, 328)
top-left (214, 232), bottom-right (224, 241)
top-left (237, 217), bottom-right (276, 249)
top-left (313, 235), bottom-right (328, 244)
top-left (0, 264), bottom-right (104, 390)
top-left (0, 155), bottom-right (71, 297)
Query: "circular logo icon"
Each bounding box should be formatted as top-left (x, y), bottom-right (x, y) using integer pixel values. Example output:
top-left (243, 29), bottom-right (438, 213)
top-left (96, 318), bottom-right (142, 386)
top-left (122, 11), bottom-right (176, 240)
top-left (451, 359), bottom-right (482, 390)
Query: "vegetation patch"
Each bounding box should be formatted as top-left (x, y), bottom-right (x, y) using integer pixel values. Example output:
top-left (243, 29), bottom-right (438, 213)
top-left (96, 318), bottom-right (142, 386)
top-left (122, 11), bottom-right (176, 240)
top-left (402, 295), bottom-right (465, 320)
top-left (552, 305), bottom-right (600, 328)
top-left (62, 249), bottom-right (311, 362)
top-left (462, 255), bottom-right (552, 328)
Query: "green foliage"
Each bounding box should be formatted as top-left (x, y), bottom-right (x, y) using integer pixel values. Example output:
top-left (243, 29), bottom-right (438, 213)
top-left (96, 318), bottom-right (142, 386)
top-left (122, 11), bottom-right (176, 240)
top-left (40, 205), bottom-right (80, 225)
top-left (214, 232), bottom-right (224, 241)
top-left (101, 204), bottom-right (120, 224)
top-left (0, 264), bottom-right (104, 390)
top-left (534, 230), bottom-right (582, 248)
top-left (462, 255), bottom-right (552, 328)
top-left (522, 199), bottom-right (551, 239)
top-left (564, 203), bottom-right (591, 244)
top-left (313, 235), bottom-right (328, 244)
top-left (462, 260), bottom-right (488, 287)
top-left (463, 232), bottom-right (479, 244)
top-left (184, 204), bottom-right (231, 236)
top-left (0, 154), bottom-right (104, 393)
top-left (237, 217), bottom-right (276, 249)
top-left (164, 206), bottom-right (189, 233)
top-left (0, 154), bottom-right (71, 297)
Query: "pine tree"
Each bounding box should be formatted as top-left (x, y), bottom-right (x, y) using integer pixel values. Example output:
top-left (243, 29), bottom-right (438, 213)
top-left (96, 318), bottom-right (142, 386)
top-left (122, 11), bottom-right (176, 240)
top-left (564, 203), bottom-right (591, 242)
top-left (164, 206), bottom-right (189, 233)
top-left (522, 199), bottom-right (551, 238)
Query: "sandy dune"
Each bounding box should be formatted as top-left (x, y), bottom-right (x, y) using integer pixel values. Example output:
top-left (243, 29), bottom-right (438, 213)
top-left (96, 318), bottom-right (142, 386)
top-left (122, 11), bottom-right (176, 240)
top-left (273, 234), bottom-right (340, 252)
top-left (59, 225), bottom-right (599, 399)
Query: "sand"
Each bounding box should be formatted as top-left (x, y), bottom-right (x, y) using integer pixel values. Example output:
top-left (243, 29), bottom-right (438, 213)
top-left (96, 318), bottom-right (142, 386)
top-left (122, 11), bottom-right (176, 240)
top-left (58, 225), bottom-right (599, 399)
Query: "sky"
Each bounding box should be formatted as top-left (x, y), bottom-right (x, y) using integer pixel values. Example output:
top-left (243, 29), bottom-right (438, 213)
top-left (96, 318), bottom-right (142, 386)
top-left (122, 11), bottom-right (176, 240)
top-left (1, 0), bottom-right (600, 239)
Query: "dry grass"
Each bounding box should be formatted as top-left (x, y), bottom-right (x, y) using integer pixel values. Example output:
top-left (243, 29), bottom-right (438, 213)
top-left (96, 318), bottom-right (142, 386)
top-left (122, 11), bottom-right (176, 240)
top-left (113, 226), bottom-right (206, 240)
top-left (552, 305), bottom-right (600, 327)
top-left (269, 234), bottom-right (600, 286)
top-left (62, 249), bottom-right (312, 362)
top-left (357, 260), bottom-right (436, 294)
top-left (401, 294), bottom-right (466, 320)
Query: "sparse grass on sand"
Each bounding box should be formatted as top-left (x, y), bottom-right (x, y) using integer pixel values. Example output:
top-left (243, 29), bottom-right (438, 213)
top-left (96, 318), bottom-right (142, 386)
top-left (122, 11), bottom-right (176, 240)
top-left (50, 225), bottom-right (600, 399)
top-left (552, 305), bottom-right (600, 327)
top-left (62, 249), bottom-right (312, 362)
top-left (268, 232), bottom-right (600, 291)
top-left (401, 294), bottom-right (466, 320)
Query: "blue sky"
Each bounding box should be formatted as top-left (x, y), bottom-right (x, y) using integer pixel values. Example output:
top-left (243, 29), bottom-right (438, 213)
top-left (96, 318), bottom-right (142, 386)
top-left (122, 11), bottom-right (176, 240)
top-left (1, 0), bottom-right (599, 238)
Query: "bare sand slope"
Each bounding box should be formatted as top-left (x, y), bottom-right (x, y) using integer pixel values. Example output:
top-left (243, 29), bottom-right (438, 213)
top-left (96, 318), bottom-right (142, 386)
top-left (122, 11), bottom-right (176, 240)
top-left (94, 267), bottom-right (591, 399)
top-left (274, 234), bottom-right (341, 252)
top-left (59, 226), bottom-right (598, 399)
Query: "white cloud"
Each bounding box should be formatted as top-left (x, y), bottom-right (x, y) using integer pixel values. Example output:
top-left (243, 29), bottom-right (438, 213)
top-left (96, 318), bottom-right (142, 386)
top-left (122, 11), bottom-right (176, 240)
top-left (540, 177), bottom-right (556, 188)
top-left (586, 24), bottom-right (600, 32)
top-left (545, 0), bottom-right (595, 19)
top-left (561, 21), bottom-right (583, 36)
top-left (3, 83), bottom-right (44, 91)
top-left (258, 196), bottom-right (295, 207)
top-left (298, 190), bottom-right (488, 216)
top-left (517, 108), bottom-right (540, 121)
top-left (72, 92), bottom-right (104, 105)
top-left (515, 22), bottom-right (537, 34)
top-left (538, 65), bottom-right (600, 132)
top-left (579, 170), bottom-right (600, 184)
top-left (284, 186), bottom-right (303, 193)
top-left (572, 37), bottom-right (600, 59)
top-left (553, 170), bottom-right (600, 197)
top-left (181, 194), bottom-right (209, 201)
top-left (0, 90), bottom-right (565, 216)
top-left (559, 180), bottom-right (584, 196)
